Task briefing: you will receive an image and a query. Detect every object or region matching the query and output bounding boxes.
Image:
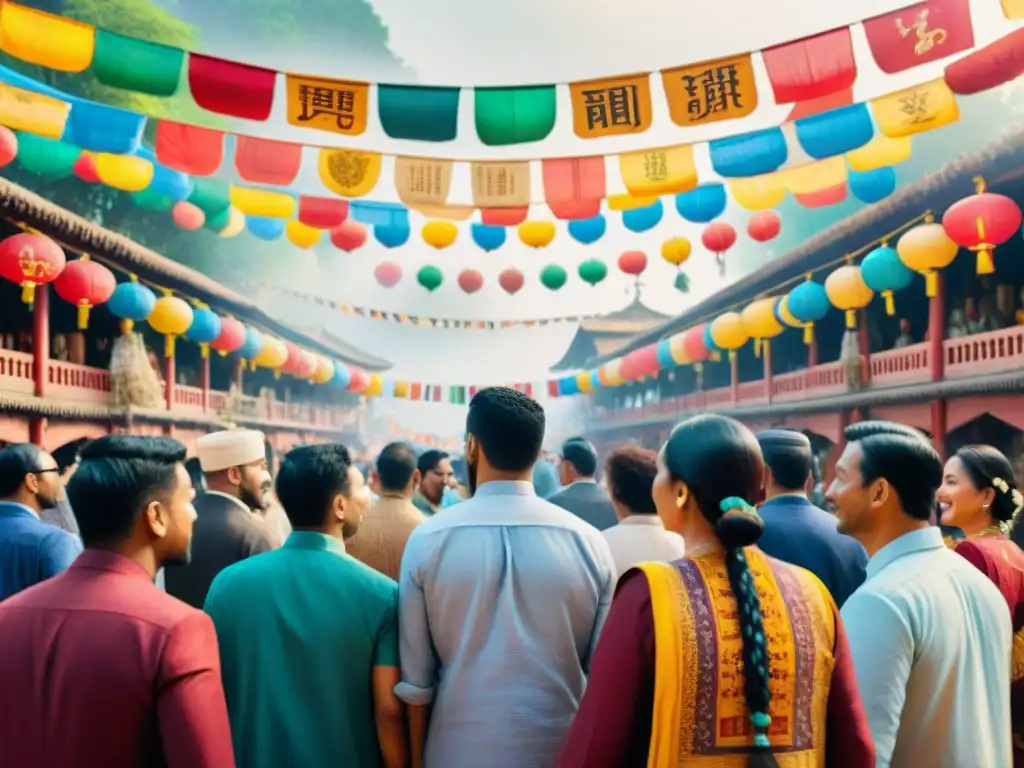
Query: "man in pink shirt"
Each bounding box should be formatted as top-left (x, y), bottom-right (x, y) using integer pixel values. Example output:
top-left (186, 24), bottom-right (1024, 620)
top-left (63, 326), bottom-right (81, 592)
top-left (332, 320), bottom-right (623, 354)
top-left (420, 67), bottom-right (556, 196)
top-left (0, 435), bottom-right (235, 768)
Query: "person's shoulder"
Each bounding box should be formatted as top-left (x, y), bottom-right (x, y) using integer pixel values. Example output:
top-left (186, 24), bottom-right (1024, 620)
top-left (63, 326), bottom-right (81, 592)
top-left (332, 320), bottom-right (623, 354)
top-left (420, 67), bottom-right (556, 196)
top-left (38, 524), bottom-right (80, 552)
top-left (341, 554), bottom-right (399, 598)
top-left (207, 548), bottom-right (280, 598)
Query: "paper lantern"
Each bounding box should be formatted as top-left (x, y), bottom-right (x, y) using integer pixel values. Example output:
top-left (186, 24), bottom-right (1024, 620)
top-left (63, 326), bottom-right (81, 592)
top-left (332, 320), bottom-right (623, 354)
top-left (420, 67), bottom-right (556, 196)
top-left (332, 361), bottom-right (352, 389)
top-left (597, 359), bottom-right (624, 387)
top-left (786, 278), bottom-right (831, 343)
top-left (375, 223), bottom-right (411, 249)
top-left (676, 183), bottom-right (728, 223)
top-left (471, 223), bottom-right (506, 251)
top-left (417, 265), bottom-right (443, 292)
top-left (540, 264), bottom-right (567, 291)
top-left (95, 153), bottom-right (153, 192)
top-left (861, 245), bottom-right (914, 315)
top-left (0, 127), bottom-right (17, 167)
top-left (330, 219), bottom-right (368, 251)
top-left (702, 222), bottom-right (737, 277)
top-left (740, 296), bottom-right (785, 356)
top-left (578, 259), bottom-right (607, 286)
top-left (247, 216), bottom-right (285, 241)
top-left (237, 326), bottom-right (263, 362)
top-left (210, 315), bottom-right (245, 356)
top-left (148, 295), bottom-right (194, 357)
top-left (185, 307), bottom-right (222, 358)
top-left (295, 349), bottom-right (319, 380)
top-left (656, 337), bottom-right (679, 368)
top-left (54, 256), bottom-right (116, 330)
top-left (774, 295), bottom-right (802, 330)
top-left (457, 268), bottom-right (484, 294)
top-left (422, 220), bottom-right (458, 249)
top-left (347, 367), bottom-right (371, 394)
top-left (311, 355), bottom-right (334, 385)
top-left (747, 211), bottom-right (781, 243)
top-left (942, 181), bottom-right (1022, 276)
top-left (499, 268), bottom-right (524, 295)
top-left (518, 221), bottom-right (556, 248)
top-left (682, 324), bottom-right (711, 363)
top-left (568, 215), bottom-right (606, 245)
top-left (703, 324), bottom-right (722, 355)
top-left (620, 345), bottom-right (661, 381)
top-left (374, 261), bottom-right (402, 288)
top-left (618, 251), bottom-right (647, 277)
top-left (107, 278), bottom-right (156, 333)
top-left (896, 222), bottom-right (959, 297)
top-left (556, 375), bottom-right (579, 396)
top-left (825, 265), bottom-right (874, 328)
top-left (849, 167), bottom-right (897, 205)
top-left (622, 199), bottom-right (663, 234)
top-left (0, 232), bottom-right (66, 304)
top-left (254, 337), bottom-right (288, 371)
top-left (279, 342), bottom-right (304, 377)
top-left (285, 219), bottom-right (322, 249)
top-left (710, 312), bottom-right (749, 358)
top-left (218, 207), bottom-right (246, 239)
top-left (661, 237), bottom-right (691, 269)
top-left (72, 151), bottom-right (100, 183)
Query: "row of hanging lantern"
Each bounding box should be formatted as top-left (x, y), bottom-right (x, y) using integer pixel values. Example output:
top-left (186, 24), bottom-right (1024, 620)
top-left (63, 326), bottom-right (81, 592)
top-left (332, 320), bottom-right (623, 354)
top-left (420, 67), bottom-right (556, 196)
top-left (0, 230), bottom-right (374, 393)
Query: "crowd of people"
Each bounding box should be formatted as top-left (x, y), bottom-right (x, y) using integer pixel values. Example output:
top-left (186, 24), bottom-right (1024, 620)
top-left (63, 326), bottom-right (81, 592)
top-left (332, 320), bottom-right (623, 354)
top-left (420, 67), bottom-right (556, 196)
top-left (0, 384), bottom-right (1021, 767)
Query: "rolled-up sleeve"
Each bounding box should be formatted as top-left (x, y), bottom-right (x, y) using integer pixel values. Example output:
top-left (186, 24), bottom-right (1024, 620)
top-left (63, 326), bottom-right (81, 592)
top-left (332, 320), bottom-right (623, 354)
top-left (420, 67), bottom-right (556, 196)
top-left (394, 531), bottom-right (438, 705)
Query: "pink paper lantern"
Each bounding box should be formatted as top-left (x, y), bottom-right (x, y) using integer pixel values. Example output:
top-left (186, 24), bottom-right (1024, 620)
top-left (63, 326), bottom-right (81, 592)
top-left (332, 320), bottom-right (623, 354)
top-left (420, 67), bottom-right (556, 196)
top-left (172, 201), bottom-right (205, 231)
top-left (458, 268), bottom-right (484, 294)
top-left (374, 261), bottom-right (402, 288)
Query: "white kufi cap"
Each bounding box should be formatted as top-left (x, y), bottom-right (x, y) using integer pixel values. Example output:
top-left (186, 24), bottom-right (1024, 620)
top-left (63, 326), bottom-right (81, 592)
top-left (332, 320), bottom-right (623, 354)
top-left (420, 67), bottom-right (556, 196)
top-left (196, 429), bottom-right (266, 473)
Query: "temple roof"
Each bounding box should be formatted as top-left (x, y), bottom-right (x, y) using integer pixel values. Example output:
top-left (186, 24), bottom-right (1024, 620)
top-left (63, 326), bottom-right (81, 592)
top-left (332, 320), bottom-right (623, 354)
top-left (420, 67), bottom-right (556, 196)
top-left (584, 123), bottom-right (1024, 368)
top-left (0, 177), bottom-right (392, 371)
top-left (550, 296), bottom-right (671, 371)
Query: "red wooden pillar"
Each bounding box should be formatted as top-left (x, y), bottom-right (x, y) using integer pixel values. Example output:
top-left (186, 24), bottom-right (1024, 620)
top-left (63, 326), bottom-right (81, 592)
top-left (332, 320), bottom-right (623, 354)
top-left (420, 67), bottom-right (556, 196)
top-left (200, 354), bottom-right (211, 412)
top-left (164, 345), bottom-right (176, 437)
top-left (235, 359), bottom-right (244, 391)
top-left (29, 285), bottom-right (50, 446)
top-left (729, 353), bottom-right (739, 405)
top-left (807, 336), bottom-right (818, 368)
top-left (858, 308), bottom-right (871, 386)
top-left (763, 341), bottom-right (773, 405)
top-left (928, 272), bottom-right (947, 457)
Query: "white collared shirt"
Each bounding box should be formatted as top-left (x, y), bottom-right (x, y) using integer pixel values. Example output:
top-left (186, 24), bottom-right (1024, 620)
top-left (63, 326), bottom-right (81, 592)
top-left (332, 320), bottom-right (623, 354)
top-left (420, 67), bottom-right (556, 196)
top-left (601, 514), bottom-right (685, 577)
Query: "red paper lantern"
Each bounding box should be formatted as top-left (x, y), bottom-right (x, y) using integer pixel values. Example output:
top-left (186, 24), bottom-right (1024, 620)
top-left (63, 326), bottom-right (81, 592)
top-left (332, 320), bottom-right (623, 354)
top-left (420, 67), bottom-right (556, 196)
top-left (54, 257), bottom-right (116, 329)
top-left (172, 201), bottom-right (206, 231)
top-left (347, 366), bottom-right (371, 393)
top-left (942, 184), bottom-right (1023, 275)
top-left (0, 126), bottom-right (16, 167)
top-left (618, 250), bottom-right (647, 277)
top-left (619, 344), bottom-right (660, 381)
top-left (330, 219), bottom-right (368, 252)
top-left (0, 232), bottom-right (66, 304)
top-left (701, 222), bottom-right (737, 277)
top-left (682, 323), bottom-right (711, 362)
top-left (374, 261), bottom-right (402, 288)
top-left (210, 315), bottom-right (245, 355)
top-left (458, 268), bottom-right (484, 294)
top-left (498, 268), bottom-right (524, 296)
top-left (747, 211), bottom-right (781, 243)
top-left (295, 349), bottom-right (318, 379)
top-left (73, 151), bottom-right (100, 183)
top-left (280, 342), bottom-right (304, 376)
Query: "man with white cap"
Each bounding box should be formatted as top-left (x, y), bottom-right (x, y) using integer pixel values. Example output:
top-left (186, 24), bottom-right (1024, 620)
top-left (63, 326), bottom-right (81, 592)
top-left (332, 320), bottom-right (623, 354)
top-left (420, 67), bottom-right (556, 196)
top-left (165, 429), bottom-right (274, 608)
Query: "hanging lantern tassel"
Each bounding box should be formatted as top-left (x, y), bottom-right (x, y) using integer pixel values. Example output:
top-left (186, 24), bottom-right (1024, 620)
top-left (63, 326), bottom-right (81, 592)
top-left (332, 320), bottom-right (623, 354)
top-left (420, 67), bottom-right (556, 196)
top-left (845, 310), bottom-right (857, 329)
top-left (728, 350), bottom-right (736, 362)
top-left (164, 334), bottom-right (175, 358)
top-left (973, 243), bottom-right (994, 276)
top-left (76, 302), bottom-right (91, 330)
top-left (21, 282), bottom-right (36, 305)
top-left (200, 342), bottom-right (210, 359)
top-left (925, 270), bottom-right (938, 298)
top-left (753, 338), bottom-right (762, 358)
top-left (882, 290), bottom-right (896, 316)
top-left (120, 318), bottom-right (134, 335)
top-left (250, 359), bottom-right (257, 372)
top-left (218, 349), bottom-right (228, 358)
top-left (803, 323), bottom-right (814, 345)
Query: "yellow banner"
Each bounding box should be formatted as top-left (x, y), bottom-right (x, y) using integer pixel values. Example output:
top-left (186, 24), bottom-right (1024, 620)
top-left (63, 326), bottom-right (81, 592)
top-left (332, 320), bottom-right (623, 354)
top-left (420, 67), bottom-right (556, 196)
top-left (0, 2), bottom-right (95, 72)
top-left (1003, 0), bottom-right (1024, 18)
top-left (871, 79), bottom-right (959, 139)
top-left (0, 83), bottom-right (70, 139)
top-left (729, 173), bottom-right (787, 211)
top-left (618, 145), bottom-right (697, 197)
top-left (95, 153), bottom-right (153, 192)
top-left (317, 149), bottom-right (381, 198)
top-left (846, 135), bottom-right (912, 172)
top-left (569, 73), bottom-right (652, 139)
top-left (785, 157), bottom-right (846, 195)
top-left (662, 54), bottom-right (757, 127)
top-left (229, 186), bottom-right (296, 218)
top-left (470, 161), bottom-right (531, 207)
top-left (284, 74), bottom-right (369, 136)
top-left (394, 157), bottom-right (454, 207)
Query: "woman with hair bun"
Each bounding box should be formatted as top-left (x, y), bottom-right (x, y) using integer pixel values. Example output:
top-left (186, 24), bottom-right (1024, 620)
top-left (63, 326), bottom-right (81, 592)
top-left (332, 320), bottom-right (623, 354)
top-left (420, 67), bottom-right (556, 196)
top-left (557, 415), bottom-right (874, 767)
top-left (939, 444), bottom-right (1024, 765)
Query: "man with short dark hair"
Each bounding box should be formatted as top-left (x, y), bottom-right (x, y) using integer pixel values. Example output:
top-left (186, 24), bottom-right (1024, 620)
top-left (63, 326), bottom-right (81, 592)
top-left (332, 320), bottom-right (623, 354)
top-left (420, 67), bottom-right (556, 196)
top-left (348, 441), bottom-right (426, 580)
top-left (0, 435), bottom-right (234, 767)
top-left (205, 444), bottom-right (405, 768)
top-left (828, 421), bottom-right (1010, 768)
top-left (756, 429), bottom-right (866, 607)
top-left (548, 437), bottom-right (617, 530)
top-left (0, 443), bottom-right (81, 600)
top-left (413, 449), bottom-right (453, 516)
top-left (396, 387), bottom-right (615, 768)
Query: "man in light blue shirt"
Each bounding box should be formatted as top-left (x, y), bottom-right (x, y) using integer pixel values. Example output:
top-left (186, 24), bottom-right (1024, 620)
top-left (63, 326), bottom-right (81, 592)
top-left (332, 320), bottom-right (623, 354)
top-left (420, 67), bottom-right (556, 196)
top-left (827, 421), bottom-right (1011, 768)
top-left (396, 387), bottom-right (616, 768)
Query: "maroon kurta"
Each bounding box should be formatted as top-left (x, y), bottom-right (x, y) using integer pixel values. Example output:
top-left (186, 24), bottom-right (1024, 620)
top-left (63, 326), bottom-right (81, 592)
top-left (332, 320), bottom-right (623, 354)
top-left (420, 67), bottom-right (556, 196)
top-left (557, 570), bottom-right (874, 768)
top-left (0, 550), bottom-right (235, 768)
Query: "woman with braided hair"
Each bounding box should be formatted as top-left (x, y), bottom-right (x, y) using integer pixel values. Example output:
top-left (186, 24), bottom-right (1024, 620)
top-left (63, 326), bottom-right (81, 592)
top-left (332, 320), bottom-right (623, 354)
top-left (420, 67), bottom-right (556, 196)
top-left (557, 414), bottom-right (874, 767)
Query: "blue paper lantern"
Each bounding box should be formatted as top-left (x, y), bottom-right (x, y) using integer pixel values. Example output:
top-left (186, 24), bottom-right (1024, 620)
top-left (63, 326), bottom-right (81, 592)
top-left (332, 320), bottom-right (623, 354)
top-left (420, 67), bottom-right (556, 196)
top-left (588, 369), bottom-right (601, 390)
top-left (786, 280), bottom-right (831, 343)
top-left (703, 323), bottom-right (722, 355)
top-left (795, 104), bottom-right (873, 160)
top-left (471, 223), bottom-right (506, 251)
top-left (186, 308), bottom-right (222, 356)
top-left (107, 280), bottom-right (156, 331)
top-left (247, 216), bottom-right (285, 241)
top-left (568, 215), bottom-right (606, 245)
top-left (237, 326), bottom-right (263, 361)
top-left (849, 167), bottom-right (898, 205)
top-left (374, 223), bottom-right (411, 249)
top-left (656, 338), bottom-right (676, 368)
top-left (709, 128), bottom-right (787, 178)
top-left (861, 245), bottom-right (914, 316)
top-left (332, 361), bottom-right (352, 389)
top-left (137, 146), bottom-right (192, 203)
top-left (622, 199), bottom-right (664, 234)
top-left (557, 376), bottom-right (579, 396)
top-left (676, 183), bottom-right (727, 223)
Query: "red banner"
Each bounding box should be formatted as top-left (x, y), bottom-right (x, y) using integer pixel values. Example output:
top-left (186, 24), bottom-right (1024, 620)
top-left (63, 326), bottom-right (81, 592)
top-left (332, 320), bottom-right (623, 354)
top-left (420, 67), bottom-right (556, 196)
top-left (864, 0), bottom-right (974, 74)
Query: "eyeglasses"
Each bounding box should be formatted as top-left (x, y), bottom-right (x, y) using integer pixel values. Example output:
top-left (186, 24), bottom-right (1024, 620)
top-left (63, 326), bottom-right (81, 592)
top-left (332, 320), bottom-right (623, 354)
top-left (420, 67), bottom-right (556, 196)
top-left (31, 468), bottom-right (60, 476)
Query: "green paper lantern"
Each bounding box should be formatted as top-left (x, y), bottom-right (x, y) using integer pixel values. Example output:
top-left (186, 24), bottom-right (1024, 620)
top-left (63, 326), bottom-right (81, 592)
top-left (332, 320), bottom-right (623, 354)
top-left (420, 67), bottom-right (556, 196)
top-left (417, 265), bottom-right (443, 292)
top-left (540, 264), bottom-right (568, 291)
top-left (131, 188), bottom-right (175, 212)
top-left (204, 205), bottom-right (233, 232)
top-left (16, 133), bottom-right (80, 178)
top-left (187, 178), bottom-right (231, 217)
top-left (674, 272), bottom-right (690, 293)
top-left (577, 258), bottom-right (608, 287)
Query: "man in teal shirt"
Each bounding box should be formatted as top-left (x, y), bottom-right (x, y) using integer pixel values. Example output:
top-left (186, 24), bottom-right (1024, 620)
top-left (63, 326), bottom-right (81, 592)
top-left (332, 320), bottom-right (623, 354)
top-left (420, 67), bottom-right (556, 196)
top-left (205, 444), bottom-right (407, 768)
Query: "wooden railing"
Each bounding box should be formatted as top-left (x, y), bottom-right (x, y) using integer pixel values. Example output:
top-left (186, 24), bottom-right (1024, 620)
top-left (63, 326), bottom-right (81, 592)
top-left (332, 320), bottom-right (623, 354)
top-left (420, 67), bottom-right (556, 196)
top-left (944, 326), bottom-right (1024, 378)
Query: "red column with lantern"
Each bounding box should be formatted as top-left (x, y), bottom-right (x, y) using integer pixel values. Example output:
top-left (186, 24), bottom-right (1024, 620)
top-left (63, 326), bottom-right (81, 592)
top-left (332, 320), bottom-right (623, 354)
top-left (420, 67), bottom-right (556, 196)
top-left (30, 285), bottom-right (49, 446)
top-left (729, 354), bottom-right (739, 405)
top-left (928, 272), bottom-right (947, 457)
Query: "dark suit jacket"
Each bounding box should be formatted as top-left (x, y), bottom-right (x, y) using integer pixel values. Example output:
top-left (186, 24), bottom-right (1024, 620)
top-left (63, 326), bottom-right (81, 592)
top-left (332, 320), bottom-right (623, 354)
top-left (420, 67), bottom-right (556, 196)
top-left (165, 492), bottom-right (274, 608)
top-left (756, 495), bottom-right (868, 608)
top-left (0, 550), bottom-right (235, 767)
top-left (548, 481), bottom-right (618, 531)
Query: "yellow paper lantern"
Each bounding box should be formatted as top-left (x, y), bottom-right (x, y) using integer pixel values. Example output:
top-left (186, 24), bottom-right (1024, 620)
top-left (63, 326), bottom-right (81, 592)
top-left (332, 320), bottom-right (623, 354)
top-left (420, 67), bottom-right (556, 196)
top-left (219, 206), bottom-right (246, 238)
top-left (230, 186), bottom-right (296, 218)
top-left (668, 333), bottom-right (690, 365)
top-left (710, 311), bottom-right (750, 358)
top-left (576, 371), bottom-right (594, 394)
top-left (896, 222), bottom-right (959, 298)
top-left (285, 220), bottom-right (322, 249)
top-left (393, 381), bottom-right (410, 398)
top-left (740, 296), bottom-right (785, 356)
top-left (825, 265), bottom-right (874, 328)
top-left (95, 153), bottom-right (154, 192)
top-left (363, 374), bottom-right (383, 398)
top-left (728, 173), bottom-right (787, 211)
top-left (253, 337), bottom-right (288, 371)
top-left (311, 355), bottom-right (334, 384)
top-left (597, 359), bottom-right (624, 387)
top-left (661, 237), bottom-right (692, 268)
top-left (518, 221), bottom-right (556, 249)
top-left (422, 220), bottom-right (458, 249)
top-left (148, 295), bottom-right (193, 357)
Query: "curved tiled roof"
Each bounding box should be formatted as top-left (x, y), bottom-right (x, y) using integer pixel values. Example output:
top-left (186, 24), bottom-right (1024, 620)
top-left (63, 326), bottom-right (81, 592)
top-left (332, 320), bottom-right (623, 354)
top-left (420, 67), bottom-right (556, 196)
top-left (0, 177), bottom-right (392, 371)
